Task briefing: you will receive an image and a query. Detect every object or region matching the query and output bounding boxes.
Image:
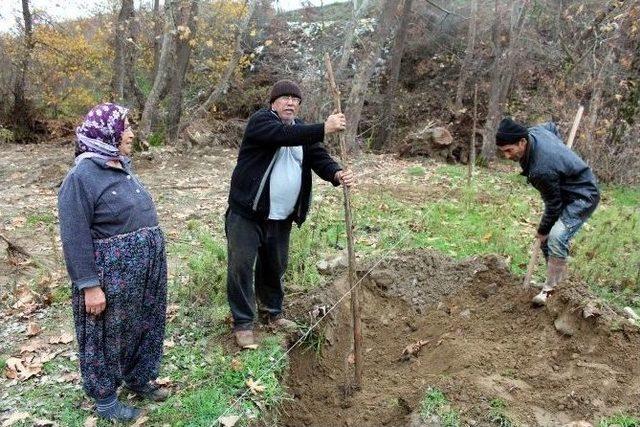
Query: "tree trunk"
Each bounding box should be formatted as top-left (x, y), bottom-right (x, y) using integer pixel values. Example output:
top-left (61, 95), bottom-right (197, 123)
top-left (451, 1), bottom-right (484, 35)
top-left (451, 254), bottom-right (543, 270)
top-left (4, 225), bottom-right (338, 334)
top-left (111, 0), bottom-right (133, 103)
top-left (586, 49), bottom-right (614, 157)
top-left (371, 0), bottom-right (412, 151)
top-left (481, 0), bottom-right (527, 161)
top-left (139, 0), bottom-right (178, 141)
top-left (344, 0), bottom-right (400, 153)
top-left (167, 0), bottom-right (199, 144)
top-left (336, 0), bottom-right (373, 79)
top-left (152, 0), bottom-right (163, 78)
top-left (454, 0), bottom-right (478, 111)
top-left (111, 0), bottom-right (145, 110)
top-left (187, 0), bottom-right (257, 122)
top-left (12, 0), bottom-right (34, 138)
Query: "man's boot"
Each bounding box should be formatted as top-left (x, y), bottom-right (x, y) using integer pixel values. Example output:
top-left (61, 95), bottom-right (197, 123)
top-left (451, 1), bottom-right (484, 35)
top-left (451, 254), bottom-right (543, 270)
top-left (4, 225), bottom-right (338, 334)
top-left (532, 257), bottom-right (567, 306)
top-left (234, 329), bottom-right (256, 349)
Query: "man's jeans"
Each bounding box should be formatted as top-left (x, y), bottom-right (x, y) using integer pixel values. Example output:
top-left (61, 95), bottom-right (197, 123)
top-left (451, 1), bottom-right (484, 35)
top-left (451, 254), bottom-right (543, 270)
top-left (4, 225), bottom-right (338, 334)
top-left (541, 197), bottom-right (599, 259)
top-left (225, 210), bottom-right (292, 332)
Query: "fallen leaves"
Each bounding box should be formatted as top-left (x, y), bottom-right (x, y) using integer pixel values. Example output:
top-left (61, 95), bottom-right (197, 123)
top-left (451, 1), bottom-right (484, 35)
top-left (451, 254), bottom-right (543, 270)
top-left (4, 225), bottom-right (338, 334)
top-left (155, 376), bottom-right (173, 386)
top-left (55, 372), bottom-right (80, 383)
top-left (230, 358), bottom-right (243, 372)
top-left (400, 339), bottom-right (430, 361)
top-left (83, 416), bottom-right (97, 427)
top-left (163, 339), bottom-right (175, 348)
top-left (132, 415), bottom-right (149, 426)
top-left (218, 415), bottom-right (240, 427)
top-left (20, 338), bottom-right (46, 354)
top-left (4, 357), bottom-right (39, 381)
top-left (33, 419), bottom-right (58, 427)
top-left (4, 349), bottom-right (63, 381)
top-left (26, 322), bottom-right (42, 337)
top-left (49, 332), bottom-right (74, 344)
top-left (1, 412), bottom-right (30, 427)
top-left (245, 378), bottom-right (265, 395)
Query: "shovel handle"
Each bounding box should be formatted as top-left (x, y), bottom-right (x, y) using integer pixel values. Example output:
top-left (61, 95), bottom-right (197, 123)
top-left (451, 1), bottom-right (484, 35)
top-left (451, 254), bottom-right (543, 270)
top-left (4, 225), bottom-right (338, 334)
top-left (523, 238), bottom-right (541, 287)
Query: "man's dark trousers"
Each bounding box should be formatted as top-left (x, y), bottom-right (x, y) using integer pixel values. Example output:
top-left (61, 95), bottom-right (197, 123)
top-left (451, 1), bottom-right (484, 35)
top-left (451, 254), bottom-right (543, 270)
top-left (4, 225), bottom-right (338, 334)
top-left (225, 209), bottom-right (292, 332)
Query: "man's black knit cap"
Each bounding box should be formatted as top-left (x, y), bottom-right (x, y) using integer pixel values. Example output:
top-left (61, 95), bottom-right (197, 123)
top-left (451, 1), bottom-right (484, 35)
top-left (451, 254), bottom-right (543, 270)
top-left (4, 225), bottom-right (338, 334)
top-left (269, 80), bottom-right (303, 104)
top-left (496, 117), bottom-right (528, 146)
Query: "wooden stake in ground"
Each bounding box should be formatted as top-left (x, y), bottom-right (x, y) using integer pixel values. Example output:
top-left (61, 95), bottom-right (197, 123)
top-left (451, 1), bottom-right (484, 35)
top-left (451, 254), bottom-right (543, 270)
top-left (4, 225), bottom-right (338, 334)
top-left (324, 53), bottom-right (363, 389)
top-left (523, 106), bottom-right (584, 287)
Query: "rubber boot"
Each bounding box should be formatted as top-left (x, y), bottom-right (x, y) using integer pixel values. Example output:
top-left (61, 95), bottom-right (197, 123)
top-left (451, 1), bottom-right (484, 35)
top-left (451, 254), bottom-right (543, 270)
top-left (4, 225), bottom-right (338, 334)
top-left (532, 257), bottom-right (567, 306)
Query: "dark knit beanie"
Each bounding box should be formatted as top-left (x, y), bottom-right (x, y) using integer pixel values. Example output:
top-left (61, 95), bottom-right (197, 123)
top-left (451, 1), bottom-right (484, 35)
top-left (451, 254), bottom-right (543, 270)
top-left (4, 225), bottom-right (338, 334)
top-left (496, 117), bottom-right (529, 146)
top-left (269, 80), bottom-right (302, 104)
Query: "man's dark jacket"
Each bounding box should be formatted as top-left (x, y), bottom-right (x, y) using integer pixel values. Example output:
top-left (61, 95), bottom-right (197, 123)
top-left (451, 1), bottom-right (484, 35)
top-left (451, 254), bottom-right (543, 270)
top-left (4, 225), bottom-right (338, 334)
top-left (520, 122), bottom-right (600, 235)
top-left (228, 108), bottom-right (342, 226)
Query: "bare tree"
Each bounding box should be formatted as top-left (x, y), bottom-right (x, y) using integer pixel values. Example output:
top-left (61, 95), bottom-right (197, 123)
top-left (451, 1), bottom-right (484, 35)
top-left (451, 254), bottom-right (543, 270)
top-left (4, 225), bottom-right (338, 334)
top-left (188, 0), bottom-right (258, 122)
top-left (585, 49), bottom-right (614, 158)
top-left (152, 0), bottom-right (162, 77)
top-left (111, 0), bottom-right (146, 110)
top-left (371, 0), bottom-right (412, 151)
top-left (480, 0), bottom-right (527, 160)
top-left (139, 0), bottom-right (179, 140)
top-left (111, 0), bottom-right (130, 102)
top-left (344, 0), bottom-right (400, 152)
top-left (13, 0), bottom-right (34, 137)
top-left (454, 0), bottom-right (478, 112)
top-left (167, 0), bottom-right (199, 143)
top-left (336, 0), bottom-right (373, 79)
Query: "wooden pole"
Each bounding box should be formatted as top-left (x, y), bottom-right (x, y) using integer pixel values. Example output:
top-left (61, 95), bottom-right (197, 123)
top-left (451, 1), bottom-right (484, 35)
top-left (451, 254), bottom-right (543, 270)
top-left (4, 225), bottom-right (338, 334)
top-left (324, 53), bottom-right (363, 389)
top-left (467, 83), bottom-right (478, 187)
top-left (523, 105), bottom-right (585, 287)
top-left (566, 105), bottom-right (584, 149)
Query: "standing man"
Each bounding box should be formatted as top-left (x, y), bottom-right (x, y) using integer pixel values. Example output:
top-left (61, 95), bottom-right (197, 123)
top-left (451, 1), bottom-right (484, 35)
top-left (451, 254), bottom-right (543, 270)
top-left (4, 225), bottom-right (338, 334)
top-left (226, 79), bottom-right (354, 348)
top-left (496, 117), bottom-right (600, 306)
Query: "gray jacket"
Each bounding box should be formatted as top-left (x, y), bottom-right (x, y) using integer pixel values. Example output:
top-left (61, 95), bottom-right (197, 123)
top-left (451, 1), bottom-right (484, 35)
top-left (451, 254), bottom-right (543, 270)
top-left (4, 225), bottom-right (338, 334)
top-left (57, 157), bottom-right (159, 289)
top-left (520, 123), bottom-right (600, 235)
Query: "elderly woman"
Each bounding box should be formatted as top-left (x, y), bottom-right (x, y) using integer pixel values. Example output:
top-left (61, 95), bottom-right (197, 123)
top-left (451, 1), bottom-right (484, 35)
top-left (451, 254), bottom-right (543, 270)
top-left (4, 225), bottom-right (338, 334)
top-left (57, 103), bottom-right (168, 421)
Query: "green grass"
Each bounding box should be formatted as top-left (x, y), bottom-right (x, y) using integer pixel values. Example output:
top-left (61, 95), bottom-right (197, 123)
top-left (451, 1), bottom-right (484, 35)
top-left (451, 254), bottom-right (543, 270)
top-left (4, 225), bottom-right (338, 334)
top-left (152, 336), bottom-right (288, 426)
top-left (598, 414), bottom-right (640, 427)
top-left (488, 398), bottom-right (518, 427)
top-left (297, 163), bottom-right (639, 309)
top-left (407, 165), bottom-right (427, 176)
top-left (573, 201), bottom-right (640, 310)
top-left (419, 388), bottom-right (460, 427)
top-left (26, 212), bottom-right (56, 226)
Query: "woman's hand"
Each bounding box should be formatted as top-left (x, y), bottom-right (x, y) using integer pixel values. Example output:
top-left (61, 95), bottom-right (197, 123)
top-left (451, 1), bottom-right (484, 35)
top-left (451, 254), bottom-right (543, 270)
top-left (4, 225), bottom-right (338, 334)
top-left (84, 286), bottom-right (106, 316)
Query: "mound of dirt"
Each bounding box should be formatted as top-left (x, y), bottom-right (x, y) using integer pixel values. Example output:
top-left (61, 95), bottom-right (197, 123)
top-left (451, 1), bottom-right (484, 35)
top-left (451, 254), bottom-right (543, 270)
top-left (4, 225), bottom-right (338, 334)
top-left (282, 249), bottom-right (640, 427)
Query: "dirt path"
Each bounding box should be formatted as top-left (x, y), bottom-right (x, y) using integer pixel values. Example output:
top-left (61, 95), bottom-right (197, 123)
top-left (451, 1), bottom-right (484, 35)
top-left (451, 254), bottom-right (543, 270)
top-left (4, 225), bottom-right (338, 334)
top-left (283, 250), bottom-right (640, 426)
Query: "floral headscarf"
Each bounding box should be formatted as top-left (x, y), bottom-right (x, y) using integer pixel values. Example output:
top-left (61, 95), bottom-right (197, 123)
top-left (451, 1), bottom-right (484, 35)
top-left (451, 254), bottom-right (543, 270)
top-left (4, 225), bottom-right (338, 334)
top-left (75, 103), bottom-right (129, 164)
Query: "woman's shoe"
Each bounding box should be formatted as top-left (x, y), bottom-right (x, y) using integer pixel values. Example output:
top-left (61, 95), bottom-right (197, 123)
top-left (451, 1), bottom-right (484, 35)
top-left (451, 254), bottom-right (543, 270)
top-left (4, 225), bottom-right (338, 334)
top-left (96, 398), bottom-right (142, 421)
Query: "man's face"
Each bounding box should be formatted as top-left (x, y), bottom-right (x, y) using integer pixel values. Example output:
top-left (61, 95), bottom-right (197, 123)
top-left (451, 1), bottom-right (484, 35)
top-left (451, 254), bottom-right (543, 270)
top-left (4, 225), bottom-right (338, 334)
top-left (498, 138), bottom-right (527, 162)
top-left (271, 95), bottom-right (301, 124)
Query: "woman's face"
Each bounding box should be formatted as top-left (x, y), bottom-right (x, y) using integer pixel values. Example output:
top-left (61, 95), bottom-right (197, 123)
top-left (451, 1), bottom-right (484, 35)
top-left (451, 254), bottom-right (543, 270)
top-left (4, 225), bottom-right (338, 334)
top-left (119, 117), bottom-right (134, 156)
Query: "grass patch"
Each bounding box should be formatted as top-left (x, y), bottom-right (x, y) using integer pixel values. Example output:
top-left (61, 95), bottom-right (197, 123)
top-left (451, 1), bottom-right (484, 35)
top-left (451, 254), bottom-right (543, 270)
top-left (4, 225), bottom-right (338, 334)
top-left (488, 398), bottom-right (517, 427)
top-left (304, 164), bottom-right (638, 309)
top-left (12, 380), bottom-right (89, 426)
top-left (598, 414), bottom-right (640, 427)
top-left (419, 388), bottom-right (461, 427)
top-left (573, 201), bottom-right (640, 309)
top-left (407, 165), bottom-right (427, 176)
top-left (26, 212), bottom-right (56, 226)
top-left (152, 336), bottom-right (288, 426)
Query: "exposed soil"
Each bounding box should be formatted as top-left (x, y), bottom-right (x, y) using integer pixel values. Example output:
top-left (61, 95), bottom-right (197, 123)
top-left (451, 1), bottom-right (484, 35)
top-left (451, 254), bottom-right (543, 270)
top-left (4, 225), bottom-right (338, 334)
top-left (282, 250), bottom-right (640, 427)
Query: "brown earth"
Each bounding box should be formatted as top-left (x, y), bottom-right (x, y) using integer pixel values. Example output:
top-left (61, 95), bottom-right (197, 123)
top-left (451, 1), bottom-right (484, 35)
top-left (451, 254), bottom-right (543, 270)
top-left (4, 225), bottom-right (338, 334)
top-left (281, 250), bottom-right (640, 427)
